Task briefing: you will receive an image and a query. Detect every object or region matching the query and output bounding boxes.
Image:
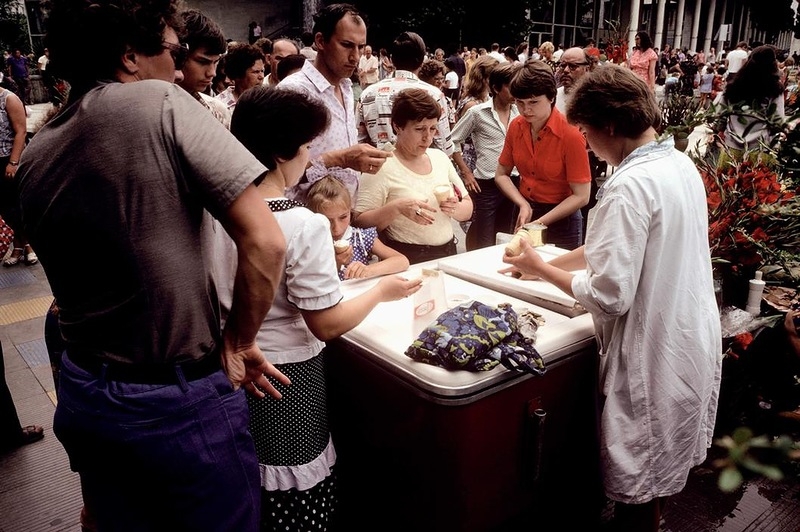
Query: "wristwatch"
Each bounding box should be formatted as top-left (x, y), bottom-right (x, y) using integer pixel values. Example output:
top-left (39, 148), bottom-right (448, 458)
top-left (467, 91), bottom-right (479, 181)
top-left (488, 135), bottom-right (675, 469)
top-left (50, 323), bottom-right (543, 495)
top-left (8, 161), bottom-right (18, 166)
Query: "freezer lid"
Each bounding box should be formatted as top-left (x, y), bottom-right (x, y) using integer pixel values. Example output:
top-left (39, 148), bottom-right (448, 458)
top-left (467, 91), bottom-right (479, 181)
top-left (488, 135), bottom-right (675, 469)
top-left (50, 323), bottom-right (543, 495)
top-left (338, 268), bottom-right (595, 400)
top-left (437, 244), bottom-right (586, 316)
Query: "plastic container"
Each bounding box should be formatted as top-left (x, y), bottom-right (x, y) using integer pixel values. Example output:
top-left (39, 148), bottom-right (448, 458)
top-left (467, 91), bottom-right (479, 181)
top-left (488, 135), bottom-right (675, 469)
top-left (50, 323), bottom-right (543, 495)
top-left (745, 271), bottom-right (766, 316)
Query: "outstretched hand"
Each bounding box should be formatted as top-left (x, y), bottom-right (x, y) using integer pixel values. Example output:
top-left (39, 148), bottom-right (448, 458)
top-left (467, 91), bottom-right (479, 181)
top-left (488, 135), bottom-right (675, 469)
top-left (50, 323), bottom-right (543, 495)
top-left (376, 275), bottom-right (423, 302)
top-left (343, 144), bottom-right (393, 174)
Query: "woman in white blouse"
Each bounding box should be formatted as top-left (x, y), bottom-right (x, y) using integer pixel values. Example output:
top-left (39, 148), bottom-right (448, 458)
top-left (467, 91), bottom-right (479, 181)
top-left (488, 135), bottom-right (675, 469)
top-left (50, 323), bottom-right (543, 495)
top-left (502, 66), bottom-right (722, 531)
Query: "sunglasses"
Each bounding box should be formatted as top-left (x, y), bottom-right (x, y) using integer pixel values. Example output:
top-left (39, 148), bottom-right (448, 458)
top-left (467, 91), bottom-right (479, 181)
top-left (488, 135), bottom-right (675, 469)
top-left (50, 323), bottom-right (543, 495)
top-left (162, 41), bottom-right (190, 70)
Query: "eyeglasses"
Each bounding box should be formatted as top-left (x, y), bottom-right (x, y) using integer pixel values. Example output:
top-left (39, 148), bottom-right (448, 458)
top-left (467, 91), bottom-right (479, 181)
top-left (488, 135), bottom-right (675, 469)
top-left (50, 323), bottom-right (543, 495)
top-left (162, 41), bottom-right (189, 70)
top-left (560, 61), bottom-right (589, 70)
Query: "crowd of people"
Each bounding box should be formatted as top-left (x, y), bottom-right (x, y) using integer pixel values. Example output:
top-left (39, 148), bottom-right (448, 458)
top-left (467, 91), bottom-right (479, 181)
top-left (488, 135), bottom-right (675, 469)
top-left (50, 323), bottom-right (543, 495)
top-left (2, 1), bottom-right (798, 531)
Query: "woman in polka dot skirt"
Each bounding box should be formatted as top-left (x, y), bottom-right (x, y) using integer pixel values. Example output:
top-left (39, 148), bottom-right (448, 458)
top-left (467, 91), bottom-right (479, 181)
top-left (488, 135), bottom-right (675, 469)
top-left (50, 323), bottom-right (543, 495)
top-left (210, 86), bottom-right (422, 531)
top-left (307, 176), bottom-right (410, 281)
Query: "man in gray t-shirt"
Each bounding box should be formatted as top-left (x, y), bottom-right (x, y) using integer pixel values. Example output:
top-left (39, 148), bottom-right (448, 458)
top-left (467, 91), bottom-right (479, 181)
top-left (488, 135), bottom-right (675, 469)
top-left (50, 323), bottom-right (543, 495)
top-left (16, 1), bottom-right (288, 530)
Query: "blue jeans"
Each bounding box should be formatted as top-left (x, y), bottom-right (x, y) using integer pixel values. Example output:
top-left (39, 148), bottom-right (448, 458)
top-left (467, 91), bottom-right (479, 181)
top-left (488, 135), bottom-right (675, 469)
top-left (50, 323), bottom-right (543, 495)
top-left (54, 351), bottom-right (261, 531)
top-left (465, 178), bottom-right (516, 251)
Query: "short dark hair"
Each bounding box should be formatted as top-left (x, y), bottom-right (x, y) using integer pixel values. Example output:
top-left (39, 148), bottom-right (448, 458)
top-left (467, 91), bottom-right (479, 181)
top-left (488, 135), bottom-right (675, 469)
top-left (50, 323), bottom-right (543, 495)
top-left (231, 86), bottom-right (330, 172)
top-left (224, 43), bottom-right (264, 79)
top-left (254, 37), bottom-right (272, 55)
top-left (566, 65), bottom-right (660, 138)
top-left (488, 63), bottom-right (517, 97)
top-left (312, 3), bottom-right (364, 42)
top-left (391, 88), bottom-right (441, 129)
top-left (45, 0), bottom-right (185, 100)
top-left (389, 31), bottom-right (426, 71)
top-left (635, 31), bottom-right (653, 51)
top-left (276, 53), bottom-right (307, 81)
top-left (509, 61), bottom-right (556, 101)
top-left (300, 30), bottom-right (314, 47)
top-left (181, 9), bottom-right (226, 56)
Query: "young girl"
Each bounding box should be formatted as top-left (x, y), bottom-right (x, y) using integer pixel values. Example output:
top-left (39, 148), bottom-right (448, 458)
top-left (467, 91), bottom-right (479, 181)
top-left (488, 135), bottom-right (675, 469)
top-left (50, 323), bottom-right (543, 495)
top-left (213, 86), bottom-right (422, 531)
top-left (306, 176), bottom-right (409, 280)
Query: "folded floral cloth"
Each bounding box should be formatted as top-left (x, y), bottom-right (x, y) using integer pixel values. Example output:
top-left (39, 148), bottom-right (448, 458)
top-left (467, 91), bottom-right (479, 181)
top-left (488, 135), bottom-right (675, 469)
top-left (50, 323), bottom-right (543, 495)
top-left (405, 301), bottom-right (546, 375)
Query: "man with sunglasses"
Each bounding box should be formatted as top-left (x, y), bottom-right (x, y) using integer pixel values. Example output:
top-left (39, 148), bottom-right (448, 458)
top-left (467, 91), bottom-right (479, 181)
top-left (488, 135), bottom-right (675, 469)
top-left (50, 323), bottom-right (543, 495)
top-left (554, 47), bottom-right (594, 114)
top-left (554, 47), bottom-right (604, 243)
top-left (16, 1), bottom-right (288, 530)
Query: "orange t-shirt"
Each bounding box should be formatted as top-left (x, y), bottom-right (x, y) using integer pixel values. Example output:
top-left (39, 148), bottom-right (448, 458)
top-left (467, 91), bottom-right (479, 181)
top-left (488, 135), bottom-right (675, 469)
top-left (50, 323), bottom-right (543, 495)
top-left (498, 108), bottom-right (591, 204)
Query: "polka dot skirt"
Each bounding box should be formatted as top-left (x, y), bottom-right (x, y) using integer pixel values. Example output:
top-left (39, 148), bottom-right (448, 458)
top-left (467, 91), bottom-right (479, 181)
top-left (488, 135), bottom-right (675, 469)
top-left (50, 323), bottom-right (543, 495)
top-left (247, 354), bottom-right (329, 466)
top-left (260, 469), bottom-right (338, 531)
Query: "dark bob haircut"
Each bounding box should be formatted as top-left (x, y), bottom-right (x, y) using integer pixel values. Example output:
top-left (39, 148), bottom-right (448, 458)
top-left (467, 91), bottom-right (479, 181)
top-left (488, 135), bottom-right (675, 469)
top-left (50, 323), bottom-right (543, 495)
top-left (231, 86), bottom-right (330, 173)
top-left (509, 61), bottom-right (556, 102)
top-left (223, 43), bottom-right (264, 80)
top-left (391, 88), bottom-right (441, 129)
top-left (566, 64), bottom-right (660, 138)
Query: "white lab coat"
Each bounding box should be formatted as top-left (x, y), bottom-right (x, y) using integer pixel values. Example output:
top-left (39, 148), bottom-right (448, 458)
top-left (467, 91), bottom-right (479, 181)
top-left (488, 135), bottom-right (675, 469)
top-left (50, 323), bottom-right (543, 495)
top-left (572, 138), bottom-right (723, 503)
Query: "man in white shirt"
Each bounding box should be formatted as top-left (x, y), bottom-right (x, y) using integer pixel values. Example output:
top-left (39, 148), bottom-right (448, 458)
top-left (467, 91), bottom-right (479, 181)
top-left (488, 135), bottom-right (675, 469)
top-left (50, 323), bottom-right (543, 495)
top-left (357, 45), bottom-right (379, 88)
top-left (37, 48), bottom-right (49, 72)
top-left (488, 42), bottom-right (506, 63)
top-left (279, 3), bottom-right (390, 203)
top-left (554, 47), bottom-right (593, 114)
top-left (725, 41), bottom-right (749, 80)
top-left (553, 47), bottom-right (603, 241)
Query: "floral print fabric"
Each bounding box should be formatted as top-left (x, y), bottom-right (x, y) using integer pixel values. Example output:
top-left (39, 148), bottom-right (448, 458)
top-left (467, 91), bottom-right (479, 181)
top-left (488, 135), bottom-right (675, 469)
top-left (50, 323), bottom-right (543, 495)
top-left (405, 301), bottom-right (546, 375)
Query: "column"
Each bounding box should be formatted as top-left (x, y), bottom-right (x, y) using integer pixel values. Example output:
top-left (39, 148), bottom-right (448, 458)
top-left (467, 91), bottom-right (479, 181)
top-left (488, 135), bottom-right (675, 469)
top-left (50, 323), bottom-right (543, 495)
top-left (674, 0), bottom-right (687, 50)
top-left (715, 0), bottom-right (728, 54)
top-left (654, 0), bottom-right (667, 50)
top-left (702, 0), bottom-right (717, 55)
top-left (690, 0), bottom-right (703, 53)
top-left (628, 0), bottom-right (642, 60)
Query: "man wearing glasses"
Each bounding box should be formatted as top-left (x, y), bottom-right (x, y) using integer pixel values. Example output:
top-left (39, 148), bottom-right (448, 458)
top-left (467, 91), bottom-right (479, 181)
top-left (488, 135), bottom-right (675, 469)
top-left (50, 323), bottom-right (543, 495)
top-left (16, 1), bottom-right (287, 530)
top-left (554, 47), bottom-right (594, 114)
top-left (554, 47), bottom-right (604, 242)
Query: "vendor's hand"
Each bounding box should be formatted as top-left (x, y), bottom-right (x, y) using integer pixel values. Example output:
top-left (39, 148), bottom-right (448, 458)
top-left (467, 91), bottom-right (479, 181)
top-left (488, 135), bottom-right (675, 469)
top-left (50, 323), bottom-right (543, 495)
top-left (342, 144), bottom-right (392, 174)
top-left (222, 342), bottom-right (291, 399)
top-left (343, 260), bottom-right (370, 279)
top-left (513, 204), bottom-right (533, 232)
top-left (462, 171), bottom-right (480, 193)
top-left (376, 275), bottom-right (423, 302)
top-left (399, 199), bottom-right (435, 224)
top-left (439, 196), bottom-right (459, 217)
top-left (499, 239), bottom-right (546, 279)
top-left (334, 244), bottom-right (353, 270)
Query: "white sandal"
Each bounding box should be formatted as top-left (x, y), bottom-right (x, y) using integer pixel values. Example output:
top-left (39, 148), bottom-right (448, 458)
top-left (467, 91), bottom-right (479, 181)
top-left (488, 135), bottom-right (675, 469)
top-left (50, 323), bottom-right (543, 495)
top-left (24, 249), bottom-right (38, 265)
top-left (3, 248), bottom-right (23, 267)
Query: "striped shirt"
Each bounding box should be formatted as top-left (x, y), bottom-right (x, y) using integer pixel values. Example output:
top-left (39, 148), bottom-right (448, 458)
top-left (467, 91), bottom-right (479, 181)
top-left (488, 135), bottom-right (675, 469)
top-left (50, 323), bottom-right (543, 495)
top-left (357, 70), bottom-right (454, 156)
top-left (450, 99), bottom-right (518, 180)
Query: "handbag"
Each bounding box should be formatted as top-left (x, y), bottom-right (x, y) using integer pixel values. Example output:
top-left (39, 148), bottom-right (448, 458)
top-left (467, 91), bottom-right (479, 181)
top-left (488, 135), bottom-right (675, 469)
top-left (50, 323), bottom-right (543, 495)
top-left (405, 300), bottom-right (546, 376)
top-left (0, 215), bottom-right (13, 259)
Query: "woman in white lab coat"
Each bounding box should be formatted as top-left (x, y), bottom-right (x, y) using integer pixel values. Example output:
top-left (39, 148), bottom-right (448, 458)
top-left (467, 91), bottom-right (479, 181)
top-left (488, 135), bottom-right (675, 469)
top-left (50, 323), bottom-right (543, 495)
top-left (501, 65), bottom-right (722, 531)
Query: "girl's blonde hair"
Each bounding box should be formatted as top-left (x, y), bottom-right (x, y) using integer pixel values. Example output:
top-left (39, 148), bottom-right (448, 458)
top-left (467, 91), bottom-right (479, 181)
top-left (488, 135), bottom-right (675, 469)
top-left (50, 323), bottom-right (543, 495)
top-left (306, 175), bottom-right (351, 213)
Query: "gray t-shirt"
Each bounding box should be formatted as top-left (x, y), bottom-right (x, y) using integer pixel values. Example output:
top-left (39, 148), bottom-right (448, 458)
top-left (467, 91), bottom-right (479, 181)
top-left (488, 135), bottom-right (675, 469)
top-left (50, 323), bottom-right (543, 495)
top-left (18, 80), bottom-right (266, 364)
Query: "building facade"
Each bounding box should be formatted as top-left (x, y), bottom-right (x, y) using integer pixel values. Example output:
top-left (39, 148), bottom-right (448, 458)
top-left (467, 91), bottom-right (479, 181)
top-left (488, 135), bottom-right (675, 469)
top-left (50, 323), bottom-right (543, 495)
top-left (529, 0), bottom-right (798, 58)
